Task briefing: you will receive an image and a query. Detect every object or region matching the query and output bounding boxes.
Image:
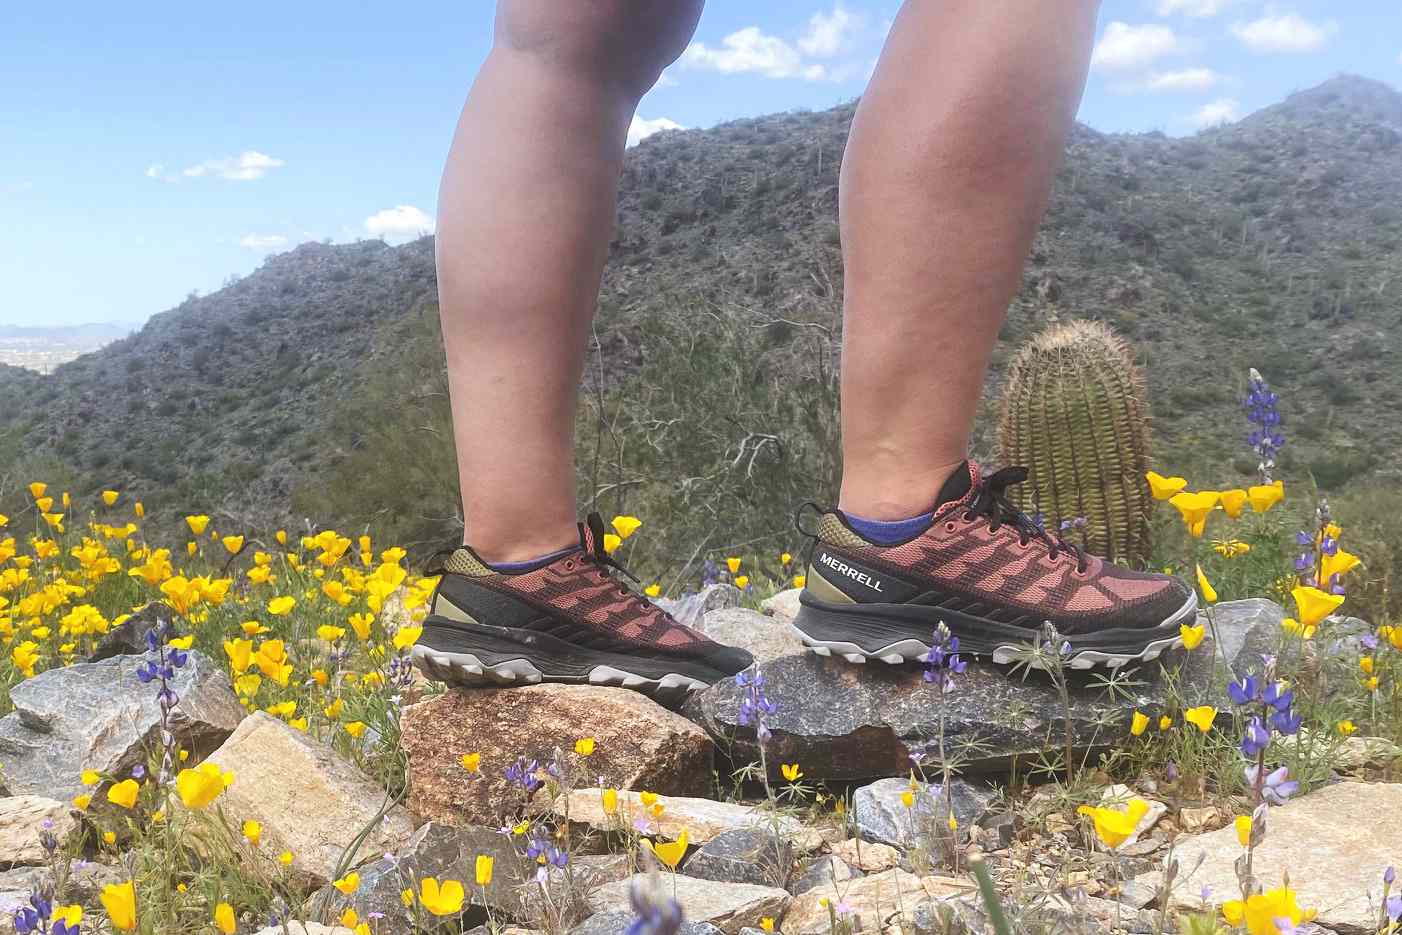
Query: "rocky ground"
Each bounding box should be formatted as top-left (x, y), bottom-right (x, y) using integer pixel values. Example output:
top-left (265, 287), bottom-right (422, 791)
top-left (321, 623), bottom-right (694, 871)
top-left (2, 586), bottom-right (1398, 935)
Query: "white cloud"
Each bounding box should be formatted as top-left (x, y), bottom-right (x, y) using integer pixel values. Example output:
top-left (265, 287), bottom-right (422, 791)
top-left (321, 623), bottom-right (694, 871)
top-left (1143, 67), bottom-right (1221, 92)
top-left (683, 27), bottom-right (827, 80)
top-left (145, 164), bottom-right (165, 179)
top-left (1091, 22), bottom-right (1181, 72)
top-left (1190, 97), bottom-right (1241, 127)
top-left (1155, 0), bottom-right (1234, 17)
top-left (798, 4), bottom-right (860, 57)
top-left (239, 233), bottom-right (288, 250)
top-left (1231, 14), bottom-right (1336, 53)
top-left (627, 115), bottom-right (683, 148)
top-left (181, 150), bottom-right (285, 181)
top-left (364, 205), bottom-right (435, 242)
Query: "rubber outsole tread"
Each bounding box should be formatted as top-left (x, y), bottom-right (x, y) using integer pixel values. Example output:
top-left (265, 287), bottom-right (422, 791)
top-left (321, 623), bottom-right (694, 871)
top-left (409, 645), bottom-right (708, 705)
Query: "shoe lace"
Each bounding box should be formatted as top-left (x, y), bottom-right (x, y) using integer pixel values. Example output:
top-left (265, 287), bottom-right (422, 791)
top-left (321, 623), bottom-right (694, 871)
top-left (579, 514), bottom-right (651, 610)
top-left (963, 466), bottom-right (1087, 574)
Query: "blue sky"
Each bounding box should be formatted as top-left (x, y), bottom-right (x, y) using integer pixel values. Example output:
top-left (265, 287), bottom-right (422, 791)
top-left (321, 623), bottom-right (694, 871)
top-left (2, 1), bottom-right (1398, 328)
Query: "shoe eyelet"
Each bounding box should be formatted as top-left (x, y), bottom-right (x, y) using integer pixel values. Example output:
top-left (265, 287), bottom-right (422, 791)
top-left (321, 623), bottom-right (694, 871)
top-left (564, 560), bottom-right (574, 570)
top-left (945, 521), bottom-right (958, 532)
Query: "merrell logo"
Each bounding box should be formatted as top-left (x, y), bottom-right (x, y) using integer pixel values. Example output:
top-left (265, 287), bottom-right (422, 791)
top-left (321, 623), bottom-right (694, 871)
top-left (817, 552), bottom-right (883, 593)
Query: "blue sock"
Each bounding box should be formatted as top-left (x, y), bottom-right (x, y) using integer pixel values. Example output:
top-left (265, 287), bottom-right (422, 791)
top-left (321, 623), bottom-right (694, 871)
top-left (844, 510), bottom-right (935, 545)
top-left (488, 546), bottom-right (576, 573)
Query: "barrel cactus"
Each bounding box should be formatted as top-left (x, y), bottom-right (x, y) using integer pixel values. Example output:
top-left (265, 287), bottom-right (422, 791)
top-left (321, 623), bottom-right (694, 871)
top-left (996, 319), bottom-right (1153, 566)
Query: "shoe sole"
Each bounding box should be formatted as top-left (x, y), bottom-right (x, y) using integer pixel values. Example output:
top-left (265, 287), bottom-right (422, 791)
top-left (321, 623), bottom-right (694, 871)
top-left (790, 591), bottom-right (1197, 671)
top-left (409, 644), bottom-right (712, 706)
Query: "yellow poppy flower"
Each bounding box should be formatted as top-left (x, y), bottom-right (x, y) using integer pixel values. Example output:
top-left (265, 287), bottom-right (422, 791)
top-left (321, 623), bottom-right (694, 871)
top-left (1220, 887), bottom-right (1312, 935)
top-left (1195, 565), bottom-right (1217, 604)
top-left (1144, 471), bottom-right (1187, 500)
top-left (1246, 481), bottom-right (1285, 513)
top-left (81, 769), bottom-right (100, 786)
top-left (461, 752), bottom-right (481, 772)
top-left (1281, 617), bottom-right (1316, 640)
top-left (1220, 489), bottom-right (1248, 519)
top-left (602, 788), bottom-right (619, 815)
top-left (100, 881), bottom-right (137, 931)
top-left (72, 793), bottom-right (92, 811)
top-left (760, 919), bottom-right (776, 933)
top-left (1168, 491), bottom-right (1220, 538)
top-left (175, 762), bottom-right (233, 809)
top-left (185, 515), bottom-right (210, 535)
top-left (392, 626), bottom-right (422, 651)
top-left (644, 583), bottom-right (661, 598)
top-left (243, 819), bottom-right (262, 846)
top-left (475, 854), bottom-right (494, 886)
top-left (266, 595), bottom-right (296, 616)
top-left (602, 534), bottom-right (621, 554)
top-left (1130, 711), bottom-right (1149, 736)
top-left (611, 515), bottom-right (643, 540)
top-left (734, 575), bottom-right (750, 590)
top-left (575, 737), bottom-right (595, 756)
top-left (222, 535), bottom-right (245, 555)
top-left (1360, 656), bottom-right (1374, 675)
top-left (1158, 715), bottom-right (1172, 731)
top-left (1076, 799), bottom-right (1149, 849)
top-left (28, 482), bottom-right (47, 499)
top-left (1337, 720), bottom-right (1357, 736)
top-left (278, 851), bottom-right (293, 866)
top-left (1292, 585), bottom-right (1343, 629)
top-left (332, 872), bottom-right (360, 895)
top-left (101, 490), bottom-right (119, 506)
top-left (780, 763), bottom-right (803, 782)
top-left (1181, 621), bottom-right (1207, 650)
top-left (640, 791), bottom-right (659, 808)
top-left (646, 829), bottom-right (689, 869)
top-left (1320, 549), bottom-right (1361, 583)
top-left (106, 779), bottom-right (139, 809)
top-left (214, 902), bottom-right (236, 934)
top-left (419, 878), bottom-right (466, 916)
top-left (1234, 815), bottom-right (1251, 847)
top-left (1183, 706), bottom-right (1217, 733)
top-left (726, 557), bottom-right (742, 574)
top-left (793, 574), bottom-right (807, 588)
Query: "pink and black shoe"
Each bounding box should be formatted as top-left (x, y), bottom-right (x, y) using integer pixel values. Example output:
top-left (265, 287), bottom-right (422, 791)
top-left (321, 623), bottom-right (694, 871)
top-left (413, 514), bottom-right (753, 702)
top-left (793, 462), bottom-right (1195, 670)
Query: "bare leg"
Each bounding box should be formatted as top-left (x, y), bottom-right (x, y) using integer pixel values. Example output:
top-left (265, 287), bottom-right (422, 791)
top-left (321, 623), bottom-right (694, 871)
top-left (437, 1), bottom-right (702, 561)
top-left (837, 0), bottom-right (1100, 519)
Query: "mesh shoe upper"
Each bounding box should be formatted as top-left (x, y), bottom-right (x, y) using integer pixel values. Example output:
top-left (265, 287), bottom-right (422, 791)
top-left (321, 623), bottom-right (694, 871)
top-left (433, 515), bottom-right (750, 669)
top-left (808, 462), bottom-right (1192, 635)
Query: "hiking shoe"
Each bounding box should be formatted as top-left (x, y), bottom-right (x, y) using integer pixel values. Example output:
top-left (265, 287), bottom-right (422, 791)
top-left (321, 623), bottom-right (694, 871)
top-left (792, 462), bottom-right (1195, 670)
top-left (412, 514), bottom-right (753, 702)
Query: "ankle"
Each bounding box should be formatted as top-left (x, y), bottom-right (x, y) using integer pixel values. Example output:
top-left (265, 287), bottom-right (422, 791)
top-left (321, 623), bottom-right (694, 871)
top-left (838, 458), bottom-right (968, 520)
top-left (467, 527), bottom-right (579, 566)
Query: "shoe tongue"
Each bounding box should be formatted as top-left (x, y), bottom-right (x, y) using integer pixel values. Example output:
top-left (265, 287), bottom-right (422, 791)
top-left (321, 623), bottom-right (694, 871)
top-left (936, 461), bottom-right (978, 508)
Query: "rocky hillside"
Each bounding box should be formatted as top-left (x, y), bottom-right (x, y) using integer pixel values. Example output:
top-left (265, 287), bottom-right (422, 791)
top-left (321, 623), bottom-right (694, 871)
top-left (2, 75), bottom-right (1400, 555)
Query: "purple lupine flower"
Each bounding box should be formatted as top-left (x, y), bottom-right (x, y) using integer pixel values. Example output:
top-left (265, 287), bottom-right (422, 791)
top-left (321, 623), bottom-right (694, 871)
top-left (1259, 765), bottom-right (1299, 805)
top-left (1241, 718), bottom-right (1271, 757)
top-left (505, 757), bottom-right (543, 793)
top-left (1244, 368), bottom-right (1284, 483)
top-left (735, 669), bottom-right (777, 743)
top-left (625, 879), bottom-right (684, 935)
top-left (1228, 675), bottom-right (1262, 706)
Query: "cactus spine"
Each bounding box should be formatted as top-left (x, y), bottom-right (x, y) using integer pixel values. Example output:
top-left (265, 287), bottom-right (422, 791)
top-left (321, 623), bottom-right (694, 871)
top-left (996, 319), bottom-right (1153, 567)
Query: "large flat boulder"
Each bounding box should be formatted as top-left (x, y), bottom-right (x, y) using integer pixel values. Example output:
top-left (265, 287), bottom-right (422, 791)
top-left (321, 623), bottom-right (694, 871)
top-left (0, 650), bottom-right (243, 801)
top-left (201, 712), bottom-right (414, 887)
top-left (402, 685), bottom-right (714, 826)
top-left (696, 609), bottom-right (803, 666)
top-left (0, 795), bottom-right (77, 864)
top-left (551, 789), bottom-right (822, 851)
top-left (1136, 780), bottom-right (1402, 934)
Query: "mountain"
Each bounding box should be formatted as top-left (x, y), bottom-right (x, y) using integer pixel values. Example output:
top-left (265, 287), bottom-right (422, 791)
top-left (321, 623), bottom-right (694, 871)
top-left (2, 75), bottom-right (1400, 575)
top-left (0, 322), bottom-right (133, 372)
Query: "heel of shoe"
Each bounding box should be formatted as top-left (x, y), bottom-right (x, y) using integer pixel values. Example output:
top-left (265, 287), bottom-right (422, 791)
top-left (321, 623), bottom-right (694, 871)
top-left (790, 604), bottom-right (931, 665)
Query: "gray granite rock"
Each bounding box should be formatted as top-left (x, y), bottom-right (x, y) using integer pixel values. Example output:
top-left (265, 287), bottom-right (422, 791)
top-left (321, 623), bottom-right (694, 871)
top-left (696, 609), bottom-right (804, 666)
top-left (571, 913), bottom-right (722, 935)
top-left (0, 862), bottom-right (124, 914)
top-left (587, 875), bottom-right (790, 935)
top-left (1136, 780), bottom-right (1402, 934)
top-left (789, 855), bottom-right (861, 895)
top-left (682, 828), bottom-right (793, 887)
top-left (87, 602), bottom-right (176, 662)
top-left (852, 777), bottom-right (997, 847)
top-left (656, 585), bottom-right (744, 629)
top-left (0, 649), bottom-right (243, 801)
top-left (910, 897), bottom-right (987, 935)
top-left (312, 821), bottom-right (528, 932)
top-left (0, 795), bottom-right (77, 865)
top-left (682, 618), bottom-right (1225, 778)
top-left (760, 589), bottom-right (802, 623)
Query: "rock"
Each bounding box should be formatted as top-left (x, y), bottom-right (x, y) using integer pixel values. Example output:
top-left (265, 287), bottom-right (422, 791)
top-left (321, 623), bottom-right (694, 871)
top-left (403, 686), bottom-right (713, 826)
top-left (830, 838), bottom-right (901, 872)
top-left (1201, 598), bottom-right (1284, 672)
top-left (587, 875), bottom-right (789, 935)
top-left (1033, 894), bottom-right (1162, 933)
top-left (312, 821), bottom-right (529, 930)
top-left (571, 913), bottom-right (722, 935)
top-left (1113, 879), bottom-right (1159, 910)
top-left (1095, 784), bottom-right (1166, 850)
top-left (782, 869), bottom-right (974, 935)
top-left (551, 790), bottom-right (822, 851)
top-left (910, 897), bottom-right (988, 935)
top-left (87, 602), bottom-right (177, 662)
top-left (682, 828), bottom-right (793, 887)
top-left (789, 855), bottom-right (860, 895)
top-left (851, 777), bottom-right (996, 847)
top-left (1294, 728), bottom-right (1401, 770)
top-left (977, 812), bottom-right (1017, 851)
top-left (201, 712), bottom-right (413, 887)
top-left (696, 609), bottom-right (803, 665)
top-left (760, 589), bottom-right (802, 623)
top-left (683, 644), bottom-right (1218, 779)
top-left (1177, 805), bottom-right (1220, 833)
top-left (0, 649), bottom-right (243, 801)
top-left (251, 925), bottom-right (354, 935)
top-left (655, 585), bottom-right (744, 629)
top-left (0, 796), bottom-right (77, 864)
top-left (1137, 781), bottom-right (1402, 933)
top-left (0, 862), bottom-right (124, 912)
